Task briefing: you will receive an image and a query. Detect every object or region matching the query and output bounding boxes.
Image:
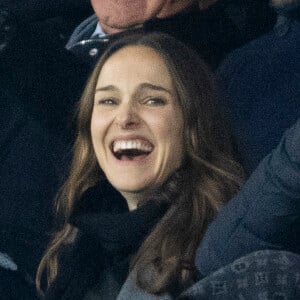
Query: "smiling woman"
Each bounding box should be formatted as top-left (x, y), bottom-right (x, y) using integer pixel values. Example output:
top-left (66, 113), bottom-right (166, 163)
top-left (91, 45), bottom-right (184, 210)
top-left (36, 32), bottom-right (244, 299)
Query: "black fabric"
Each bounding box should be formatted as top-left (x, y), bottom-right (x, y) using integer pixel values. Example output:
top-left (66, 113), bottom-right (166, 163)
top-left (0, 12), bottom-right (92, 277)
top-left (1, 0), bottom-right (92, 24)
top-left (0, 87), bottom-right (65, 276)
top-left (45, 182), bottom-right (169, 300)
top-left (71, 184), bottom-right (169, 256)
top-left (217, 16), bottom-right (300, 173)
top-left (144, 1), bottom-right (254, 69)
top-left (0, 267), bottom-right (38, 300)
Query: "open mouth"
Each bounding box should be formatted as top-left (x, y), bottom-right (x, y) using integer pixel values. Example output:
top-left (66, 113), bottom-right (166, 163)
top-left (111, 139), bottom-right (153, 161)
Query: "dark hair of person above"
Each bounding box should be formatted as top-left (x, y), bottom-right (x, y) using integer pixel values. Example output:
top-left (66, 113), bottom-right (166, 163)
top-left (32, 32), bottom-right (300, 300)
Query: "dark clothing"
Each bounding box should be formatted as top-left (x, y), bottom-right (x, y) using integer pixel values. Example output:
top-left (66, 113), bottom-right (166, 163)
top-left (3, 249), bottom-right (299, 300)
top-left (2, 0), bottom-right (92, 23)
top-left (180, 250), bottom-right (300, 300)
top-left (45, 183), bottom-right (169, 300)
top-left (0, 10), bottom-right (92, 277)
top-left (196, 119), bottom-right (300, 276)
top-left (145, 0), bottom-right (275, 69)
top-left (0, 266), bottom-right (38, 300)
top-left (0, 18), bottom-right (90, 136)
top-left (0, 0), bottom-right (92, 53)
top-left (217, 17), bottom-right (300, 173)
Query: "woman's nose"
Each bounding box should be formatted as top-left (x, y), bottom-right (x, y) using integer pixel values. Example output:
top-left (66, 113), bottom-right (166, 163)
top-left (115, 103), bottom-right (141, 129)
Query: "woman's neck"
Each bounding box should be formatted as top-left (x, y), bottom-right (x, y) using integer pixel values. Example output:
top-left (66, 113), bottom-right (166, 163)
top-left (121, 189), bottom-right (156, 211)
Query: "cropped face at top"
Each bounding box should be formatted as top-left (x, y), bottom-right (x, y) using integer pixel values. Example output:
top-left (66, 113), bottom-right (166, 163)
top-left (90, 45), bottom-right (184, 209)
top-left (91, 0), bottom-right (195, 33)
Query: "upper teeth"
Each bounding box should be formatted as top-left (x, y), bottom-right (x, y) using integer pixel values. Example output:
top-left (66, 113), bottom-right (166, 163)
top-left (113, 139), bottom-right (153, 153)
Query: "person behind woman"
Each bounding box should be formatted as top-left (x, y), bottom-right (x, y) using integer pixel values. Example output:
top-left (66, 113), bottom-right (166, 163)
top-left (36, 32), bottom-right (244, 299)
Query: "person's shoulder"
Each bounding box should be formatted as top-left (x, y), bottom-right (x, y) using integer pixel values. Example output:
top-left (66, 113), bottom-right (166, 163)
top-left (180, 250), bottom-right (300, 299)
top-left (0, 0), bottom-right (92, 56)
top-left (218, 31), bottom-right (276, 77)
top-left (218, 19), bottom-right (300, 82)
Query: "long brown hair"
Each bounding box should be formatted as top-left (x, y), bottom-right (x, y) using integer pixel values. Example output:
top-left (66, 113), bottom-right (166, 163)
top-left (36, 32), bottom-right (244, 295)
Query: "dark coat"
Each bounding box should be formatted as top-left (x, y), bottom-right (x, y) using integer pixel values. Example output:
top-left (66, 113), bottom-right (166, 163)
top-left (0, 8), bottom-right (92, 277)
top-left (217, 16), bottom-right (300, 173)
top-left (0, 251), bottom-right (38, 300)
top-left (196, 119), bottom-right (300, 275)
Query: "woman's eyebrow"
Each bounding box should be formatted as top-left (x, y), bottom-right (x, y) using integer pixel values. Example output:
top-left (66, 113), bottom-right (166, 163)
top-left (95, 83), bottom-right (172, 95)
top-left (95, 85), bottom-right (119, 93)
top-left (136, 83), bottom-right (172, 95)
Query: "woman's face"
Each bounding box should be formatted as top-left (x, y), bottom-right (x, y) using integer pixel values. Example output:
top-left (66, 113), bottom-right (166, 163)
top-left (91, 45), bottom-right (184, 209)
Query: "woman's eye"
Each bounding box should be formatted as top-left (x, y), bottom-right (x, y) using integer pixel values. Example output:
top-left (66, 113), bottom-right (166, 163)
top-left (144, 97), bottom-right (166, 106)
top-left (97, 98), bottom-right (117, 105)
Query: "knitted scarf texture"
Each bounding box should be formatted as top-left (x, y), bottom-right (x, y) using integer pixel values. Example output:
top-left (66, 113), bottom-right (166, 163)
top-left (45, 182), bottom-right (169, 299)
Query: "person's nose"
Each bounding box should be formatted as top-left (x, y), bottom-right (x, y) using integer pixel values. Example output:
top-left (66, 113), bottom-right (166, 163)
top-left (115, 102), bottom-right (141, 129)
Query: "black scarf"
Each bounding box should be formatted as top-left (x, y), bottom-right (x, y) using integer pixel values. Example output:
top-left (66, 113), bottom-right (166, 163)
top-left (45, 182), bottom-right (169, 300)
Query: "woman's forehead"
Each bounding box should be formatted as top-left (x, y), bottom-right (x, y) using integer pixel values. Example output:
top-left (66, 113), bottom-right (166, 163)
top-left (97, 46), bottom-right (173, 88)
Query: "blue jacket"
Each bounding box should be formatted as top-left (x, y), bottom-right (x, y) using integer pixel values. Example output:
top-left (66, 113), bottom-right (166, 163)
top-left (196, 119), bottom-right (300, 276)
top-left (218, 18), bottom-right (300, 173)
